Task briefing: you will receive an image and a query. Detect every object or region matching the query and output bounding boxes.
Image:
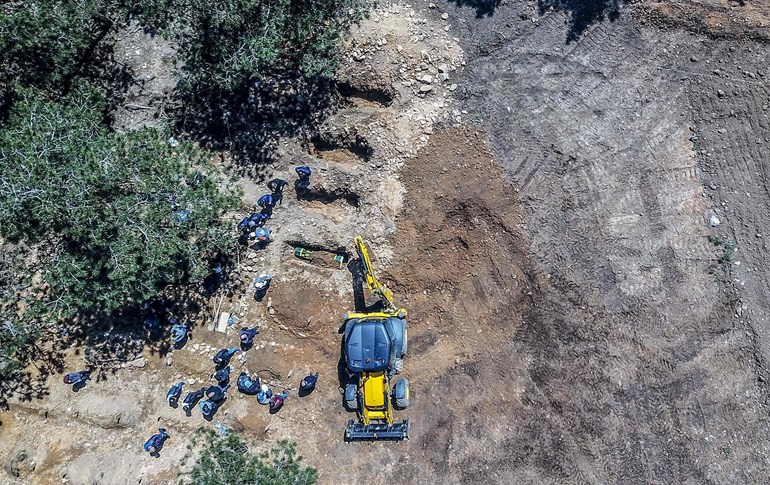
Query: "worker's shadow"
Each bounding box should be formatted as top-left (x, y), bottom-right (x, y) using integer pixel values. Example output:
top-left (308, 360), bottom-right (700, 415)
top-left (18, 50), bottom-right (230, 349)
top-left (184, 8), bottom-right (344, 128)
top-left (298, 386), bottom-right (314, 398)
top-left (72, 380), bottom-right (88, 393)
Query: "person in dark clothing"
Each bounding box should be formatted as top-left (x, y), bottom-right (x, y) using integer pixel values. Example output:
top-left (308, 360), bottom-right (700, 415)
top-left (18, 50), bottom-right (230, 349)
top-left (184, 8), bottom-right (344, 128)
top-left (257, 194), bottom-right (275, 209)
top-left (143, 428), bottom-right (169, 455)
top-left (142, 299), bottom-right (168, 336)
top-left (257, 384), bottom-right (273, 405)
top-left (254, 228), bottom-right (271, 242)
top-left (200, 384), bottom-right (229, 419)
top-left (295, 166), bottom-right (311, 182)
top-left (299, 372), bottom-right (319, 395)
top-left (267, 178), bottom-right (288, 194)
top-left (213, 348), bottom-right (239, 368)
top-left (294, 166), bottom-right (311, 191)
top-left (237, 214), bottom-right (254, 232)
top-left (183, 388), bottom-right (206, 414)
top-left (251, 228), bottom-right (272, 249)
top-left (143, 316), bottom-right (161, 334)
top-left (239, 326), bottom-right (259, 348)
top-left (257, 207), bottom-right (271, 226)
top-left (199, 399), bottom-right (219, 419)
top-left (214, 366), bottom-right (230, 386)
top-left (267, 178), bottom-right (288, 205)
top-left (251, 274), bottom-right (272, 301)
top-left (170, 323), bottom-right (191, 346)
top-left (237, 372), bottom-right (260, 394)
top-left (269, 390), bottom-right (288, 413)
top-left (238, 211), bottom-right (269, 234)
top-left (206, 384), bottom-right (229, 403)
top-left (166, 381), bottom-right (184, 407)
top-left (63, 370), bottom-right (90, 385)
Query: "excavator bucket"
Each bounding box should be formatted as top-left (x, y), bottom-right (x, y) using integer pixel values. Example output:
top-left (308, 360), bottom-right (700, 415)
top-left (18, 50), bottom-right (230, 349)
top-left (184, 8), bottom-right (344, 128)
top-left (345, 419), bottom-right (410, 442)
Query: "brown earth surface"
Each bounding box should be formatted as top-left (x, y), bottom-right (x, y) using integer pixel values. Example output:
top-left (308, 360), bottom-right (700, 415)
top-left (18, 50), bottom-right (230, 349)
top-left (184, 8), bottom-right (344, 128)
top-left (4, 0), bottom-right (770, 484)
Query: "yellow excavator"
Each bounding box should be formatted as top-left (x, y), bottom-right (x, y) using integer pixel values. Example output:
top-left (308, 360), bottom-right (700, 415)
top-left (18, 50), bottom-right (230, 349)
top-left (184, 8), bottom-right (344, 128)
top-left (341, 236), bottom-right (410, 441)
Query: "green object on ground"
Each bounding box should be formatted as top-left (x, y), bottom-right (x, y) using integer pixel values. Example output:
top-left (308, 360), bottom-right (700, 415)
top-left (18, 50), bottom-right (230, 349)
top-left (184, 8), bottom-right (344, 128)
top-left (294, 247), bottom-right (313, 259)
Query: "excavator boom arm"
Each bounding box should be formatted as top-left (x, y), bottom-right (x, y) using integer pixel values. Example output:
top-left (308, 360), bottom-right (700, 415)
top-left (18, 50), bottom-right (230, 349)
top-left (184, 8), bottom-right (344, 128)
top-left (354, 236), bottom-right (395, 312)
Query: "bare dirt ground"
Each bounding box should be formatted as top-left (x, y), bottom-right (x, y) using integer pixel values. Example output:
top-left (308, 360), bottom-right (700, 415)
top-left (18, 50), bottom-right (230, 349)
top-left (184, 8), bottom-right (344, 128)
top-left (4, 0), bottom-right (770, 484)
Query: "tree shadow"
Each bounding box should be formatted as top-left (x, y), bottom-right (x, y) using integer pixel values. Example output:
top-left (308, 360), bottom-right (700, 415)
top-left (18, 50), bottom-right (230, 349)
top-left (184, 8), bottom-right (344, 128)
top-left (0, 255), bottom-right (245, 408)
top-left (172, 69), bottom-right (336, 179)
top-left (0, 346), bottom-right (62, 409)
top-left (538, 0), bottom-right (624, 43)
top-left (446, 0), bottom-right (501, 18)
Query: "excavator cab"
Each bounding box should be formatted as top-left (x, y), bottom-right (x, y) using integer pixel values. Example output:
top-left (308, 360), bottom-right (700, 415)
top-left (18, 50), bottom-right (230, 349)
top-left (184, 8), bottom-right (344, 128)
top-left (342, 237), bottom-right (410, 442)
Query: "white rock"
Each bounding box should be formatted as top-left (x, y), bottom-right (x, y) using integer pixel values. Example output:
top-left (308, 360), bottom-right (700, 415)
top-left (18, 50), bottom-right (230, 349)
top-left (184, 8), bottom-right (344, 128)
top-left (441, 13), bottom-right (448, 20)
top-left (709, 214), bottom-right (721, 227)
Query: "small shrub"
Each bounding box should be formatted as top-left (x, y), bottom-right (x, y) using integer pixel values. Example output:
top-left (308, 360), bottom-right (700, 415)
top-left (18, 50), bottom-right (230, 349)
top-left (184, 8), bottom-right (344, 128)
top-left (183, 429), bottom-right (317, 485)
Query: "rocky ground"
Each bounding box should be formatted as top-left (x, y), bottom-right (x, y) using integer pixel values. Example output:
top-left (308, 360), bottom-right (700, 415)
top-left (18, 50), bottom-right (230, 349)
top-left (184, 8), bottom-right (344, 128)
top-left (4, 0), bottom-right (770, 484)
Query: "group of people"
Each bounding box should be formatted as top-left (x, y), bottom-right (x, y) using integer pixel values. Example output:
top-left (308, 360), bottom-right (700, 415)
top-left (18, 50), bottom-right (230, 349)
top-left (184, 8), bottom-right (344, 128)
top-left (153, 325), bottom-right (320, 455)
top-left (237, 166), bottom-right (313, 247)
top-left (67, 167), bottom-right (321, 457)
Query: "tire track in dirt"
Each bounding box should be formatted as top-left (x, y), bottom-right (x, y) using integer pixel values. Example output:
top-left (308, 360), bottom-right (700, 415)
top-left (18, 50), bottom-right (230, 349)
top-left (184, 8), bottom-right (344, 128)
top-left (433, 2), bottom-right (770, 483)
